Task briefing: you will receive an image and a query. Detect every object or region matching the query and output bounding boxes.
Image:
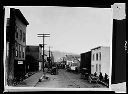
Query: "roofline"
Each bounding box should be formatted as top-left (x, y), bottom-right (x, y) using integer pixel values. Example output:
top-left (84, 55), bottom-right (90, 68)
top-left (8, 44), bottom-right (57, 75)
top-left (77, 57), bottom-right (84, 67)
top-left (91, 46), bottom-right (101, 50)
top-left (91, 46), bottom-right (110, 50)
top-left (81, 50), bottom-right (91, 55)
top-left (26, 45), bottom-right (40, 47)
top-left (11, 8), bottom-right (29, 25)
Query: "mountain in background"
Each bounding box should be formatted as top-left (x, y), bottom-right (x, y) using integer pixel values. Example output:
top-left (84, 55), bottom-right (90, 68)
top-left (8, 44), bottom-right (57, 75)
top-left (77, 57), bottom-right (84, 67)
top-left (45, 50), bottom-right (80, 62)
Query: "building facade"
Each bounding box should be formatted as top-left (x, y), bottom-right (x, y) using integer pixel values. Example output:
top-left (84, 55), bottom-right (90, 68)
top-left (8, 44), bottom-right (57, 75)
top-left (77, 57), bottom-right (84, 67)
top-left (25, 45), bottom-right (42, 72)
top-left (91, 46), bottom-right (110, 76)
top-left (65, 55), bottom-right (80, 71)
top-left (80, 51), bottom-right (91, 74)
top-left (6, 8), bottom-right (29, 85)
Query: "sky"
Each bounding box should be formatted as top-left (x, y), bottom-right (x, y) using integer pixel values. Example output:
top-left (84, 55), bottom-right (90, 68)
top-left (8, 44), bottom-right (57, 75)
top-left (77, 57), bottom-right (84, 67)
top-left (5, 6), bottom-right (113, 54)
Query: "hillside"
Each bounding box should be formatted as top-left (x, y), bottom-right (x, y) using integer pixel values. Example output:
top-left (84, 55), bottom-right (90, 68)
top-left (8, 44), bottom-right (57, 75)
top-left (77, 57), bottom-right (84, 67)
top-left (45, 50), bottom-right (80, 62)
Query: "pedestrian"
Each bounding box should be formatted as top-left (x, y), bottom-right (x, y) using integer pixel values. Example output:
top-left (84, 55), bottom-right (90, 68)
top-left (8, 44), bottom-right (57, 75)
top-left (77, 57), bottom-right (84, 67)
top-left (104, 73), bottom-right (108, 82)
top-left (99, 72), bottom-right (103, 81)
top-left (94, 72), bottom-right (97, 76)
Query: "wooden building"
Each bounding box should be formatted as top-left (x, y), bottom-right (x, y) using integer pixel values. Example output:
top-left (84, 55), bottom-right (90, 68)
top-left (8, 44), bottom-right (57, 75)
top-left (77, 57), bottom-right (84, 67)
top-left (6, 8), bottom-right (29, 85)
top-left (80, 51), bottom-right (91, 74)
top-left (25, 45), bottom-right (42, 72)
top-left (91, 46), bottom-right (110, 76)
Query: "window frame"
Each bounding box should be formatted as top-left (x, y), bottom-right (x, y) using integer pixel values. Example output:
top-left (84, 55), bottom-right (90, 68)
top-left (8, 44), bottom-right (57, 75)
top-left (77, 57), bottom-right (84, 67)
top-left (15, 43), bottom-right (18, 57)
top-left (20, 30), bottom-right (22, 41)
top-left (15, 26), bottom-right (18, 39)
top-left (23, 32), bottom-right (25, 42)
top-left (99, 64), bottom-right (101, 72)
top-left (99, 52), bottom-right (101, 60)
top-left (96, 64), bottom-right (98, 72)
top-left (22, 47), bottom-right (25, 58)
top-left (93, 54), bottom-right (95, 61)
top-left (96, 53), bottom-right (98, 61)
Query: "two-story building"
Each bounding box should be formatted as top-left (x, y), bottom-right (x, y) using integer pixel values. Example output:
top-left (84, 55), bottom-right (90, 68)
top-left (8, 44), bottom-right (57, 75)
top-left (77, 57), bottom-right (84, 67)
top-left (25, 45), bottom-right (43, 72)
top-left (80, 51), bottom-right (91, 74)
top-left (91, 46), bottom-right (110, 76)
top-left (65, 55), bottom-right (80, 71)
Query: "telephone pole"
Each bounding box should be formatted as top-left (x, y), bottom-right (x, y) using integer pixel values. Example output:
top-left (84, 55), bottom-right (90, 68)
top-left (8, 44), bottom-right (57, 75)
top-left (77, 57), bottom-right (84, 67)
top-left (49, 46), bottom-right (51, 68)
top-left (37, 34), bottom-right (50, 75)
top-left (48, 46), bottom-right (53, 69)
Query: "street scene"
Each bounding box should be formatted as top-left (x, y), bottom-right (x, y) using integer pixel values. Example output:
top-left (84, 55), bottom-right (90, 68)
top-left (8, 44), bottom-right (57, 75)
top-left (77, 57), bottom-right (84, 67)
top-left (5, 6), bottom-right (111, 88)
top-left (3, 4), bottom-right (126, 92)
top-left (16, 68), bottom-right (107, 88)
top-left (35, 69), bottom-right (107, 88)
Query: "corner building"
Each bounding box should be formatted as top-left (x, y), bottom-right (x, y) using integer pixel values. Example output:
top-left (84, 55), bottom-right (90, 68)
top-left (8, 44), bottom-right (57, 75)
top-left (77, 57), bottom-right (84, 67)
top-left (6, 8), bottom-right (29, 85)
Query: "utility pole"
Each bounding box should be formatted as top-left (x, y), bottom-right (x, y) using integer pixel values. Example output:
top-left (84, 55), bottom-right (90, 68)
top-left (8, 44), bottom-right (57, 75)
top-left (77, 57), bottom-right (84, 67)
top-left (51, 51), bottom-right (54, 67)
top-left (48, 46), bottom-right (51, 69)
top-left (48, 46), bottom-right (53, 69)
top-left (37, 34), bottom-right (50, 77)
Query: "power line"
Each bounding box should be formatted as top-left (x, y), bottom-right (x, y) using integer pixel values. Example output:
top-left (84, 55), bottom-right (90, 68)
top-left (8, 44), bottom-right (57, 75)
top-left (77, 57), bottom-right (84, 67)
top-left (37, 34), bottom-right (50, 76)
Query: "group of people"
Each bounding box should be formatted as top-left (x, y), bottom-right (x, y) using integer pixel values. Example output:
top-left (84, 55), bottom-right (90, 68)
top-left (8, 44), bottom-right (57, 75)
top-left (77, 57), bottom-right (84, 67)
top-left (94, 72), bottom-right (109, 83)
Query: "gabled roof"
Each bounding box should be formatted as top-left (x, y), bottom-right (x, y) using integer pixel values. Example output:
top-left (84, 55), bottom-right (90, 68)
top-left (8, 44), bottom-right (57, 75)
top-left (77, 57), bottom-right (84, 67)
top-left (91, 46), bottom-right (110, 50)
top-left (91, 46), bottom-right (102, 50)
top-left (11, 8), bottom-right (29, 25)
top-left (81, 51), bottom-right (91, 55)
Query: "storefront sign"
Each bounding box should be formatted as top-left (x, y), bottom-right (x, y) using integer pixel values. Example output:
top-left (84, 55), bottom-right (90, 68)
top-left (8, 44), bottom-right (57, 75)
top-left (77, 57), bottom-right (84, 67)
top-left (18, 61), bottom-right (23, 64)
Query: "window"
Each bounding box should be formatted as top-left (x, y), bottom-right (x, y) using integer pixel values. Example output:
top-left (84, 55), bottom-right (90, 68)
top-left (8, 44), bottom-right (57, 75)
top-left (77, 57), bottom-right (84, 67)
top-left (23, 33), bottom-right (25, 42)
top-left (99, 52), bottom-right (101, 60)
top-left (6, 42), bottom-right (9, 57)
top-left (19, 45), bottom-right (21, 58)
top-left (96, 53), bottom-right (98, 61)
top-left (91, 65), bottom-right (94, 67)
top-left (15, 26), bottom-right (18, 38)
top-left (22, 47), bottom-right (25, 58)
top-left (15, 26), bottom-right (17, 31)
top-left (93, 54), bottom-right (95, 61)
top-left (15, 43), bottom-right (18, 57)
top-left (99, 64), bottom-right (101, 72)
top-left (96, 64), bottom-right (98, 72)
top-left (16, 50), bottom-right (18, 57)
top-left (21, 46), bottom-right (22, 58)
top-left (20, 30), bottom-right (22, 40)
top-left (16, 32), bottom-right (18, 38)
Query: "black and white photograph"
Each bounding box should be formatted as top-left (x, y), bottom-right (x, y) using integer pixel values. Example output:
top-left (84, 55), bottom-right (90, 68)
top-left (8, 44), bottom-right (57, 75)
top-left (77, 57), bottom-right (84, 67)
top-left (2, 2), bottom-right (126, 93)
